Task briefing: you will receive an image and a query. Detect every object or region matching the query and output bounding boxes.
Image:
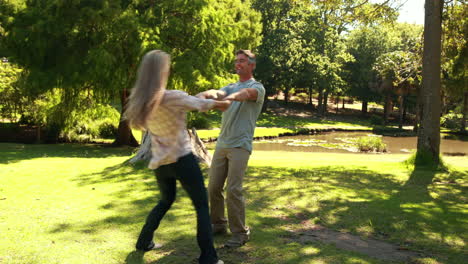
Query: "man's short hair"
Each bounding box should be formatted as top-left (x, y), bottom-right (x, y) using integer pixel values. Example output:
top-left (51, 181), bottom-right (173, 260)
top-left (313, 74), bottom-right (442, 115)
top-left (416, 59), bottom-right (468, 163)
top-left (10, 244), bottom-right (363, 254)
top-left (236, 49), bottom-right (256, 64)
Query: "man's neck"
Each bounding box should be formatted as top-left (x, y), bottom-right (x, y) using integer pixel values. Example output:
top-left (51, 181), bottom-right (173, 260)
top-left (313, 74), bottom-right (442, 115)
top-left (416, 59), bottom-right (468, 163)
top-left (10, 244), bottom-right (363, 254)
top-left (239, 74), bottom-right (253, 82)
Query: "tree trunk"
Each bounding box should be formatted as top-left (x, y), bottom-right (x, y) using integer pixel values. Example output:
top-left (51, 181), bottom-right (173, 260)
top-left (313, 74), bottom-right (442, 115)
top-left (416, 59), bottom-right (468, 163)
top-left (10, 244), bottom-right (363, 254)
top-left (187, 127), bottom-right (212, 166)
top-left (128, 131), bottom-right (152, 163)
top-left (414, 87), bottom-right (421, 132)
top-left (308, 87), bottom-right (314, 107)
top-left (261, 91), bottom-right (269, 113)
top-left (398, 95), bottom-right (404, 129)
top-left (361, 100), bottom-right (368, 115)
top-left (113, 88), bottom-right (138, 147)
top-left (36, 125), bottom-right (41, 143)
top-left (462, 91), bottom-right (468, 133)
top-left (322, 89), bottom-right (329, 116)
top-left (403, 96), bottom-right (408, 122)
top-left (335, 97), bottom-right (339, 113)
top-left (416, 0), bottom-right (442, 165)
top-left (317, 88), bottom-right (324, 114)
top-left (284, 88), bottom-right (289, 105)
top-left (383, 94), bottom-right (392, 125)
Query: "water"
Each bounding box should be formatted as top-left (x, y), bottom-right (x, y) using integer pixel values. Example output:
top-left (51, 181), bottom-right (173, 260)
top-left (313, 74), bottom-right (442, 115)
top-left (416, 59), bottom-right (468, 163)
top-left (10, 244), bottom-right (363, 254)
top-left (252, 131), bottom-right (468, 155)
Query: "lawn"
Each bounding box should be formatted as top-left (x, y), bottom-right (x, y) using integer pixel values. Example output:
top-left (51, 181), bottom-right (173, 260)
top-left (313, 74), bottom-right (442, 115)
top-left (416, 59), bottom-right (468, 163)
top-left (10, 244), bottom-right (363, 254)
top-left (0, 143), bottom-right (467, 264)
top-left (132, 110), bottom-right (375, 143)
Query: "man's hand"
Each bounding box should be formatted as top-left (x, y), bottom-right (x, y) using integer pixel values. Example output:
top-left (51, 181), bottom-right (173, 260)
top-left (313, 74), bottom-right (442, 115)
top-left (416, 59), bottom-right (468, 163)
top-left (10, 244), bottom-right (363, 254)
top-left (214, 100), bottom-right (232, 112)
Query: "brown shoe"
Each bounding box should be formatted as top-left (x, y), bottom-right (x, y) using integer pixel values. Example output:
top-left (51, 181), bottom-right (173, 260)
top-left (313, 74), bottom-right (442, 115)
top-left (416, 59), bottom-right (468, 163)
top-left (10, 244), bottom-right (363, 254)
top-left (212, 224), bottom-right (227, 235)
top-left (224, 228), bottom-right (250, 248)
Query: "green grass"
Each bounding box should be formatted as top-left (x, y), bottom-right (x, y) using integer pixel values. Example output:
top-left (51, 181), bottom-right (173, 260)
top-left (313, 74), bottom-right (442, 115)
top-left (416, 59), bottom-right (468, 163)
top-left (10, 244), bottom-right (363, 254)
top-left (1, 143), bottom-right (467, 264)
top-left (203, 110), bottom-right (373, 130)
top-left (175, 110), bottom-right (374, 141)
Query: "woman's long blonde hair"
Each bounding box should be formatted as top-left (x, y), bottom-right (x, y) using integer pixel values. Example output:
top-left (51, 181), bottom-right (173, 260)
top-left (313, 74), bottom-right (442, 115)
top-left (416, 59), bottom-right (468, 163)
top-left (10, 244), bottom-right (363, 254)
top-left (124, 50), bottom-right (170, 130)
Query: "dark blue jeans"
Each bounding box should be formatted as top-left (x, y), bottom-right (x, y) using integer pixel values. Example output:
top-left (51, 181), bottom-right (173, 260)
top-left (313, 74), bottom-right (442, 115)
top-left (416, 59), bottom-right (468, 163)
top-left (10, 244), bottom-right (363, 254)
top-left (136, 153), bottom-right (218, 264)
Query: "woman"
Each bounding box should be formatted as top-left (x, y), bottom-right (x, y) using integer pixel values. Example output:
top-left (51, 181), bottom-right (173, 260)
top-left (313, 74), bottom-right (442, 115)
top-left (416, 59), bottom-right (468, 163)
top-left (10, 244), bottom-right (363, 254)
top-left (124, 50), bottom-right (227, 264)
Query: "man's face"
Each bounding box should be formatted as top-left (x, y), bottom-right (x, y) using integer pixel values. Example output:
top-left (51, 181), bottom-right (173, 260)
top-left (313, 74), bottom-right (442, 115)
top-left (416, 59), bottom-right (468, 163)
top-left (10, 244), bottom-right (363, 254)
top-left (234, 54), bottom-right (254, 76)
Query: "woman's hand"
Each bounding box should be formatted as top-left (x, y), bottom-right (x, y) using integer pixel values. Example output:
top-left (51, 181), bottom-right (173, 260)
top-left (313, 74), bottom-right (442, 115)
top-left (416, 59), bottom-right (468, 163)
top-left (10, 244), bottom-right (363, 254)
top-left (214, 100), bottom-right (232, 112)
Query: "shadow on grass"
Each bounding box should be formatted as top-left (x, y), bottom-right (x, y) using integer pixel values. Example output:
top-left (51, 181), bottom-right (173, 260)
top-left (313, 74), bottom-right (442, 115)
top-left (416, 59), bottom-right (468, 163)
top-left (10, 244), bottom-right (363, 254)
top-left (242, 165), bottom-right (467, 263)
top-left (0, 143), bottom-right (135, 164)
top-left (59, 161), bottom-right (467, 263)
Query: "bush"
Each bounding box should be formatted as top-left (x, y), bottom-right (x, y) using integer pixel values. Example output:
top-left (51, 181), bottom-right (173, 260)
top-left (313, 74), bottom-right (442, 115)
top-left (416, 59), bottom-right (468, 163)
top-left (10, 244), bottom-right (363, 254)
top-left (355, 136), bottom-right (387, 152)
top-left (295, 92), bottom-right (309, 102)
top-left (61, 104), bottom-right (120, 142)
top-left (187, 112), bottom-right (211, 129)
top-left (98, 120), bottom-right (118, 138)
top-left (370, 115), bottom-right (384, 126)
top-left (440, 112), bottom-right (463, 131)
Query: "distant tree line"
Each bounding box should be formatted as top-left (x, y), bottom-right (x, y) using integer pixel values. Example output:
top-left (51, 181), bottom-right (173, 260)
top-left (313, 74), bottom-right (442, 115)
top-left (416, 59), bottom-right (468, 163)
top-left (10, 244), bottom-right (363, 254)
top-left (0, 0), bottom-right (466, 147)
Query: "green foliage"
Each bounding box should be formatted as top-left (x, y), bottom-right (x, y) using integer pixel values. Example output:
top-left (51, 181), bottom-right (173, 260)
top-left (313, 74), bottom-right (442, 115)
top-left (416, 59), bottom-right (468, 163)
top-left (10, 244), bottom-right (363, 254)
top-left (12, 88), bottom-right (120, 142)
top-left (369, 114), bottom-right (384, 126)
top-left (440, 111), bottom-right (464, 131)
top-left (19, 89), bottom-right (61, 127)
top-left (138, 0), bottom-right (262, 94)
top-left (442, 1), bottom-right (467, 114)
top-left (0, 60), bottom-right (23, 121)
top-left (61, 103), bottom-right (120, 142)
top-left (344, 25), bottom-right (398, 102)
top-left (355, 135), bottom-right (386, 152)
top-left (373, 49), bottom-right (422, 88)
top-left (4, 0), bottom-right (142, 101)
top-left (187, 112), bottom-right (212, 129)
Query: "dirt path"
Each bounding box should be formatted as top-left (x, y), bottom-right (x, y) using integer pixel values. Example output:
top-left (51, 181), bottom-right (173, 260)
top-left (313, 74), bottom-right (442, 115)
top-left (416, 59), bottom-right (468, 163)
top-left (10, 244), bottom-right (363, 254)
top-left (286, 224), bottom-right (421, 262)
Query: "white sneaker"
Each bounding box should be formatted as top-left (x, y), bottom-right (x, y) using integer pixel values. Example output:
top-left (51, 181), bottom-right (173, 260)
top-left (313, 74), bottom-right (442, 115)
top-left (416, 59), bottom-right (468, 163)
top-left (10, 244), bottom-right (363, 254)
top-left (215, 260), bottom-right (224, 264)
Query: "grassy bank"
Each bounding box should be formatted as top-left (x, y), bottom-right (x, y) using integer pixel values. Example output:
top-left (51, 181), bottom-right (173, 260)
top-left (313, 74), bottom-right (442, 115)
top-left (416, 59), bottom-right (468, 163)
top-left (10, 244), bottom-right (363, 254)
top-left (130, 110), bottom-right (376, 141)
top-left (1, 143), bottom-right (467, 264)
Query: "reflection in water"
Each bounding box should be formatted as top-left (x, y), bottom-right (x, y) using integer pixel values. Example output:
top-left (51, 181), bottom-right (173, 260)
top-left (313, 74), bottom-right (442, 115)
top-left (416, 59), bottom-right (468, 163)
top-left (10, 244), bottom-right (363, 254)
top-left (252, 132), bottom-right (468, 155)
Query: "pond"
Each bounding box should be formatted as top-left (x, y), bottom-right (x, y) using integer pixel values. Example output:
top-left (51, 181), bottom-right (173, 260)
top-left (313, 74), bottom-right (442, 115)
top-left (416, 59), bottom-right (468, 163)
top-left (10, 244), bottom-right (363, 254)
top-left (250, 131), bottom-right (468, 155)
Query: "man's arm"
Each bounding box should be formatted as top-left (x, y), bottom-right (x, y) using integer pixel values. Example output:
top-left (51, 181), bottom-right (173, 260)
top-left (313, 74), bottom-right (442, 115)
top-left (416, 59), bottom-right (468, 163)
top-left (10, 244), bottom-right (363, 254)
top-left (223, 88), bottom-right (258, 102)
top-left (195, 89), bottom-right (227, 100)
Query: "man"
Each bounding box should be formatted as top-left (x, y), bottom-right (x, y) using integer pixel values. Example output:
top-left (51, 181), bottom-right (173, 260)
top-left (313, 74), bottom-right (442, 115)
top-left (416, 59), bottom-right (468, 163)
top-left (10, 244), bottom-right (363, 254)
top-left (197, 49), bottom-right (265, 247)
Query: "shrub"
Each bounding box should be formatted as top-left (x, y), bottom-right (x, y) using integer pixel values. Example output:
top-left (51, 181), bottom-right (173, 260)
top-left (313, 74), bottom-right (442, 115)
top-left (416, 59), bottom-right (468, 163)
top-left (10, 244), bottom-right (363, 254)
top-left (440, 112), bottom-right (463, 131)
top-left (61, 104), bottom-right (120, 142)
top-left (355, 136), bottom-right (387, 152)
top-left (370, 115), bottom-right (384, 126)
top-left (295, 92), bottom-right (309, 102)
top-left (187, 112), bottom-right (211, 129)
top-left (98, 120), bottom-right (118, 138)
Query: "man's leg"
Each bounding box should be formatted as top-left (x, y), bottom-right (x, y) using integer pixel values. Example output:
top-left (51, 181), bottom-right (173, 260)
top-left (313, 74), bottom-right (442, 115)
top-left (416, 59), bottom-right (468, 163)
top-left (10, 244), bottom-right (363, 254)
top-left (208, 148), bottom-right (229, 233)
top-left (225, 147), bottom-right (250, 246)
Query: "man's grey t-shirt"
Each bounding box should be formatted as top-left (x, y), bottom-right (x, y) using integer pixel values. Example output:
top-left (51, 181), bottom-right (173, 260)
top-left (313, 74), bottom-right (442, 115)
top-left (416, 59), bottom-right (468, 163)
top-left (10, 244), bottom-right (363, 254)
top-left (216, 78), bottom-right (265, 153)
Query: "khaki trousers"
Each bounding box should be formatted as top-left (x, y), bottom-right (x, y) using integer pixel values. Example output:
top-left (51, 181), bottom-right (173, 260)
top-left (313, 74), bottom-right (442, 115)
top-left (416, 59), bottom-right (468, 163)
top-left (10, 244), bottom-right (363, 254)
top-left (208, 147), bottom-right (250, 236)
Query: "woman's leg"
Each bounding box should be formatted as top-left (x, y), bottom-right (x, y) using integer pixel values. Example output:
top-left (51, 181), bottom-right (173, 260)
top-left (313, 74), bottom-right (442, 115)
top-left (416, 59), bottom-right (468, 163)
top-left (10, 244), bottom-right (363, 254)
top-left (175, 153), bottom-right (218, 264)
top-left (136, 165), bottom-right (177, 250)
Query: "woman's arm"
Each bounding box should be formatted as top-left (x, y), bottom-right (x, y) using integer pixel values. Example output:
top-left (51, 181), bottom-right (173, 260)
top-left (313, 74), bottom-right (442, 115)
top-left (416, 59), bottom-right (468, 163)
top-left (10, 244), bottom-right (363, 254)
top-left (195, 89), bottom-right (227, 100)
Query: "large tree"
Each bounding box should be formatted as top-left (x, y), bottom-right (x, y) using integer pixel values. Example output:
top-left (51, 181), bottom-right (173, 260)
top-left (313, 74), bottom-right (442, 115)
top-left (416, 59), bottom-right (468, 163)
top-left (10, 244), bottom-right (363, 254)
top-left (253, 0), bottom-right (399, 112)
top-left (3, 0), bottom-right (262, 146)
top-left (416, 0), bottom-right (443, 165)
top-left (308, 0), bottom-right (400, 115)
top-left (135, 0), bottom-right (262, 95)
top-left (345, 23), bottom-right (422, 116)
top-left (442, 0), bottom-right (467, 132)
top-left (4, 0), bottom-right (142, 145)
